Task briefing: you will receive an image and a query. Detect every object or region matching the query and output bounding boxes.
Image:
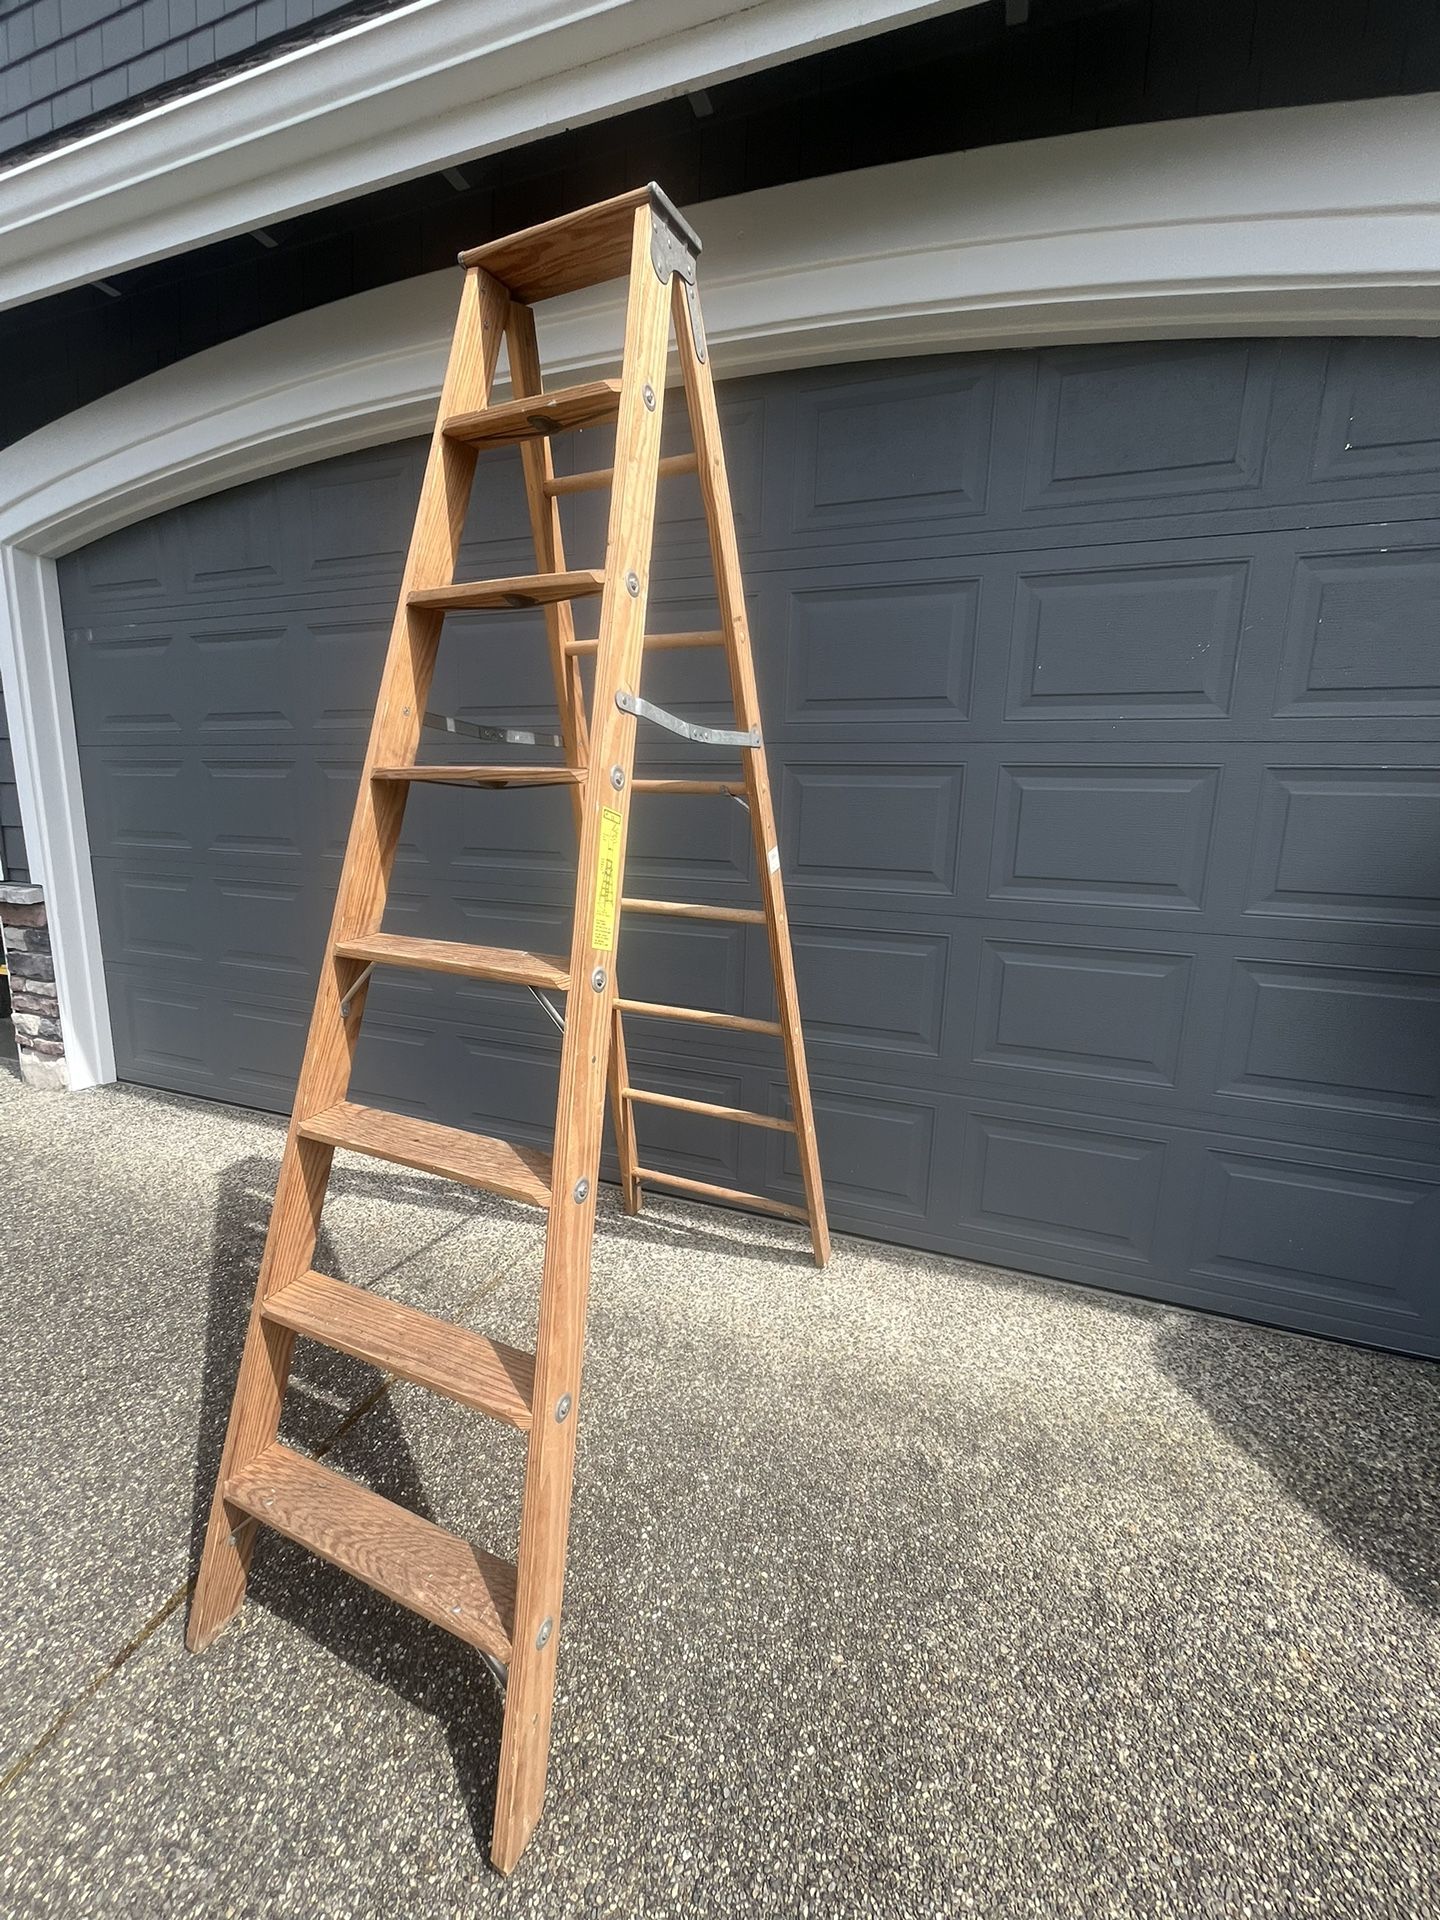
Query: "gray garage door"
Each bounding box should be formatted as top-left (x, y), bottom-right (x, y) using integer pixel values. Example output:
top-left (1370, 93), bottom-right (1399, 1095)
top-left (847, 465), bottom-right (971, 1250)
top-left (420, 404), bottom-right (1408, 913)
top-left (61, 338), bottom-right (1440, 1354)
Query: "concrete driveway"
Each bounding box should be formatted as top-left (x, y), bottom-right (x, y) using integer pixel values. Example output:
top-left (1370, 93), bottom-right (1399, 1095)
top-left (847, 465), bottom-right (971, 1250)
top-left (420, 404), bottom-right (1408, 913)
top-left (1, 1058), bottom-right (1438, 1918)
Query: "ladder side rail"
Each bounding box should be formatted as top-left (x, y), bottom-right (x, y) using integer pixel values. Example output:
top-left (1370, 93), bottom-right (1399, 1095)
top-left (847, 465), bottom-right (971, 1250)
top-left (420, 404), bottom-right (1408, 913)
top-left (671, 274), bottom-right (831, 1267)
top-left (506, 302), bottom-right (644, 1216)
top-left (491, 207), bottom-right (673, 1873)
top-left (187, 267), bottom-right (512, 1651)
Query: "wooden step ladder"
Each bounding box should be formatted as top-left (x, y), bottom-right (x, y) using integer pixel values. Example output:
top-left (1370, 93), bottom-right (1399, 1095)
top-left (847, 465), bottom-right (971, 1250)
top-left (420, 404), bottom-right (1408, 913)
top-left (187, 184), bottom-right (829, 1875)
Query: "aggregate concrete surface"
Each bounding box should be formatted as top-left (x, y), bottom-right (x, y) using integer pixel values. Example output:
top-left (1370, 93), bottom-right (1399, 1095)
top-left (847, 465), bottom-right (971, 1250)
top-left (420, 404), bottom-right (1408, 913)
top-left (2, 1062), bottom-right (1438, 1919)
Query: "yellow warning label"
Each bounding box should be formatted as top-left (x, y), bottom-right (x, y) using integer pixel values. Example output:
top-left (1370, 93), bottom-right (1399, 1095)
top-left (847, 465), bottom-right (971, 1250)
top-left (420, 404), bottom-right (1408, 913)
top-left (590, 807), bottom-right (623, 951)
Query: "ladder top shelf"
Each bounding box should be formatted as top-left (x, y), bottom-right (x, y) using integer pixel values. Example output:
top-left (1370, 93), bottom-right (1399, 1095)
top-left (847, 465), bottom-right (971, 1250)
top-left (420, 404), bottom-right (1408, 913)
top-left (457, 182), bottom-right (702, 302)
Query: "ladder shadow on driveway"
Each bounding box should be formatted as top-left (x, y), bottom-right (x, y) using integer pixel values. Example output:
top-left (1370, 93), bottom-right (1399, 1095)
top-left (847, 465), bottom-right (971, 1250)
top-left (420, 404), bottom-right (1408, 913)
top-left (187, 1150), bottom-right (514, 1854)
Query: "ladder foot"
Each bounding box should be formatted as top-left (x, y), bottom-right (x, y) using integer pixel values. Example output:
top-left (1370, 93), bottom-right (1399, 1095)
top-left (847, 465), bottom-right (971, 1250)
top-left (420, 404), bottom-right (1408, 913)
top-left (186, 1509), bottom-right (255, 1651)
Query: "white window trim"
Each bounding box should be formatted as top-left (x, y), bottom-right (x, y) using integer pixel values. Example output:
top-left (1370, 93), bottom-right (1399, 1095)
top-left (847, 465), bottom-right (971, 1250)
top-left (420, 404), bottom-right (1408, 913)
top-left (0, 0), bottom-right (972, 313)
top-left (3, 96), bottom-right (1438, 1089)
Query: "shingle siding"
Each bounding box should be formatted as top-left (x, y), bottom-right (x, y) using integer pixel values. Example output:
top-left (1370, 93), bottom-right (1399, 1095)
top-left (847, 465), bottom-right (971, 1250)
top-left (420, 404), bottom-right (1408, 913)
top-left (0, 695), bottom-right (29, 884)
top-left (0, 0), bottom-right (370, 158)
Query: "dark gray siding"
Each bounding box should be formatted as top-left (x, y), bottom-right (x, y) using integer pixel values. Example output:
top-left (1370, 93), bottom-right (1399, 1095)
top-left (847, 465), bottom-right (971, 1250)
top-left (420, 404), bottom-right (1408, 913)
top-left (0, 688), bottom-right (29, 882)
top-left (0, 0), bottom-right (371, 158)
top-left (60, 338), bottom-right (1440, 1354)
top-left (7, 0), bottom-right (1440, 445)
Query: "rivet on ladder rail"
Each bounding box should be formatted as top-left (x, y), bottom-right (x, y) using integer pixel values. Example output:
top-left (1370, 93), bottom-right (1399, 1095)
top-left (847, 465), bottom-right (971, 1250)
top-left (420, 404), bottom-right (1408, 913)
top-left (535, 1617), bottom-right (554, 1651)
top-left (554, 1394), bottom-right (572, 1423)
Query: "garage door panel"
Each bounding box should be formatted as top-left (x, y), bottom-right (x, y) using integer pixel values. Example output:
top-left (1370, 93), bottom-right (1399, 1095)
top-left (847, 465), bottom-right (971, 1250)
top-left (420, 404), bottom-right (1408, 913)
top-left (1309, 337), bottom-right (1440, 494)
top-left (771, 569), bottom-right (980, 735)
top-left (763, 1074), bottom-right (940, 1232)
top-left (290, 446), bottom-right (425, 591)
top-left (93, 862), bottom-right (327, 985)
top-left (64, 339), bottom-right (1440, 1355)
top-left (973, 935), bottom-right (1193, 1090)
top-left (1245, 763), bottom-right (1440, 929)
top-left (1004, 554), bottom-right (1250, 722)
top-left (1180, 1138), bottom-right (1440, 1348)
top-left (1019, 339), bottom-right (1279, 519)
top-left (787, 922), bottom-right (951, 1064)
top-left (770, 358), bottom-right (995, 543)
top-left (1214, 954), bottom-right (1440, 1126)
top-left (1273, 539), bottom-right (1440, 719)
top-left (779, 756), bottom-right (963, 906)
top-left (986, 760), bottom-right (1221, 914)
top-left (957, 1108), bottom-right (1168, 1271)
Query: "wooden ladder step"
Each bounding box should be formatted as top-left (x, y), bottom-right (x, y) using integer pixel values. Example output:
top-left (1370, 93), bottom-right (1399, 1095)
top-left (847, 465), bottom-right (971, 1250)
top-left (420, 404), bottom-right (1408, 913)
top-left (634, 1167), bottom-right (810, 1224)
top-left (336, 931), bottom-right (569, 990)
top-left (409, 570), bottom-right (605, 611)
top-left (546, 452), bottom-right (698, 498)
top-left (226, 1445), bottom-right (516, 1660)
top-left (458, 182), bottom-right (699, 303)
top-left (300, 1100), bottom-right (553, 1209)
top-left (264, 1271), bottom-right (535, 1429)
top-left (443, 380), bottom-right (622, 448)
top-left (618, 997), bottom-right (782, 1037)
top-left (621, 897), bottom-right (765, 925)
top-left (623, 1086), bottom-right (795, 1132)
top-left (373, 765), bottom-right (582, 789)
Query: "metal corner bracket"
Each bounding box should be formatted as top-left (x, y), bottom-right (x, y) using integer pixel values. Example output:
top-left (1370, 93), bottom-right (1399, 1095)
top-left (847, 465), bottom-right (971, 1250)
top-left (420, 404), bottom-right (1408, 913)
top-left (648, 188), bottom-right (707, 362)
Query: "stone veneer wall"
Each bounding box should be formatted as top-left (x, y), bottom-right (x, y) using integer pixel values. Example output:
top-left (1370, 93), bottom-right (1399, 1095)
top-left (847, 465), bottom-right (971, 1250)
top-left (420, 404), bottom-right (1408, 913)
top-left (0, 883), bottom-right (67, 1088)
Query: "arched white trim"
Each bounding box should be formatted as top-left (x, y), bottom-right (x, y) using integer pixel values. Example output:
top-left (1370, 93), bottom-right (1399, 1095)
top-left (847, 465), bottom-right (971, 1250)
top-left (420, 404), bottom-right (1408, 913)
top-left (3, 94), bottom-right (1439, 1086)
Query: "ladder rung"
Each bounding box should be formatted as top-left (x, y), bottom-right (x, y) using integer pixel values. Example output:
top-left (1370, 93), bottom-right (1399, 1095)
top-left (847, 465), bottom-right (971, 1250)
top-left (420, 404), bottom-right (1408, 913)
top-left (631, 779), bottom-right (745, 796)
top-left (373, 765), bottom-right (582, 788)
top-left (546, 452), bottom-right (699, 498)
top-left (566, 629), bottom-right (723, 657)
top-left (617, 998), bottom-right (782, 1037)
top-left (634, 1167), bottom-right (810, 1224)
top-left (623, 1087), bottom-right (794, 1132)
top-left (621, 897), bottom-right (766, 925)
top-left (443, 380), bottom-right (622, 448)
top-left (300, 1100), bottom-right (553, 1209)
top-left (226, 1445), bottom-right (516, 1661)
top-left (409, 570), bottom-right (605, 611)
top-left (264, 1271), bottom-right (536, 1430)
top-left (335, 931), bottom-right (569, 991)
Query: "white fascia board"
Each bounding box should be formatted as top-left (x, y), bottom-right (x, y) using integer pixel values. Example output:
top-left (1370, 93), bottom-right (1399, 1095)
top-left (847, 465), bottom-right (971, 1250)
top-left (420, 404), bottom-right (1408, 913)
top-left (0, 0), bottom-right (972, 314)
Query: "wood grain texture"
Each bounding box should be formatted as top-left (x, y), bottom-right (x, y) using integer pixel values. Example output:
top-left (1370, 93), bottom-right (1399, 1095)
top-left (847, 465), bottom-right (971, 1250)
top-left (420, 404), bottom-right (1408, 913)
top-left (457, 186), bottom-right (653, 299)
top-left (188, 266), bottom-right (511, 1654)
top-left (617, 997), bottom-right (782, 1036)
top-left (620, 897), bottom-right (765, 924)
top-left (264, 1271), bottom-right (535, 1429)
top-left (630, 777), bottom-right (745, 795)
top-left (622, 1086), bottom-right (795, 1131)
top-left (408, 570), bottom-right (604, 611)
top-left (490, 202), bottom-right (672, 1878)
top-left (672, 273), bottom-right (831, 1266)
top-left (545, 451), bottom-right (698, 498)
top-left (372, 765), bottom-right (580, 788)
top-left (633, 1166), bottom-right (811, 1224)
top-left (443, 379), bottom-right (622, 447)
top-left (227, 1446), bottom-right (516, 1660)
top-left (566, 628), bottom-right (723, 656)
top-left (334, 931), bottom-right (569, 988)
top-left (300, 1101), bottom-right (553, 1209)
top-left (504, 302), bottom-right (643, 1227)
